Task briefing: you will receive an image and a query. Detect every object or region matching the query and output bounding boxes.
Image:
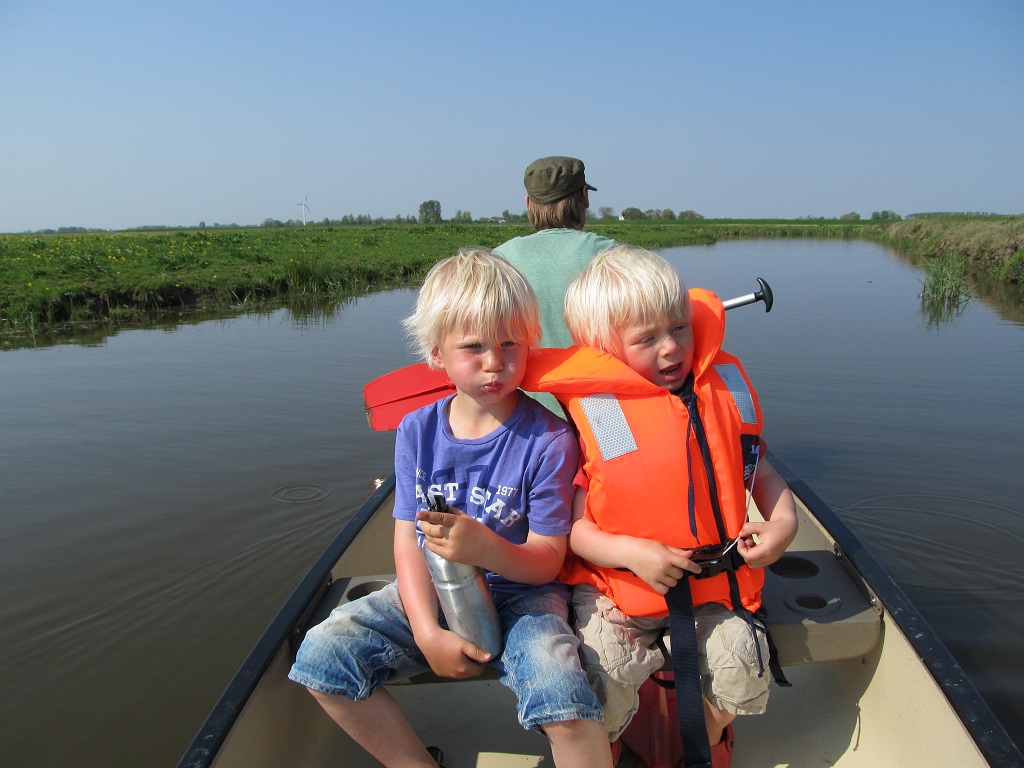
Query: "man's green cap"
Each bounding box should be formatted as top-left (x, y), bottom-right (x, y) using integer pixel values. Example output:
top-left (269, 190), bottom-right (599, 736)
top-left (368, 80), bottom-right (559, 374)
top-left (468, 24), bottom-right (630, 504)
top-left (523, 156), bottom-right (597, 204)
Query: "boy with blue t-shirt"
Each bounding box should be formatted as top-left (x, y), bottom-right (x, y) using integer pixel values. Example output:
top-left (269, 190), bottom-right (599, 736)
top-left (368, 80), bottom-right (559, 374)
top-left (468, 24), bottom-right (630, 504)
top-left (289, 249), bottom-right (611, 768)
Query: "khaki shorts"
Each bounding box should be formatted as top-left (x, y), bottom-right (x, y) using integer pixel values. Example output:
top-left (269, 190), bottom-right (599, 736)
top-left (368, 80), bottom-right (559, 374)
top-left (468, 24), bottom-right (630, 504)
top-left (571, 584), bottom-right (771, 739)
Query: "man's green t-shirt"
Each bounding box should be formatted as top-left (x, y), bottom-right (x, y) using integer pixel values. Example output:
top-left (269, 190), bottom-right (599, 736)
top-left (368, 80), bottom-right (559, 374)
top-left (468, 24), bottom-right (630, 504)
top-left (495, 228), bottom-right (616, 415)
top-left (495, 228), bottom-right (616, 348)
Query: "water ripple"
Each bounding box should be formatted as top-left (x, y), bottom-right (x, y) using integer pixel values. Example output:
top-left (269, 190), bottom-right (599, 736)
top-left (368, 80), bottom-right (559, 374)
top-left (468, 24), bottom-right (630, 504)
top-left (268, 483), bottom-right (333, 504)
top-left (840, 493), bottom-right (1024, 601)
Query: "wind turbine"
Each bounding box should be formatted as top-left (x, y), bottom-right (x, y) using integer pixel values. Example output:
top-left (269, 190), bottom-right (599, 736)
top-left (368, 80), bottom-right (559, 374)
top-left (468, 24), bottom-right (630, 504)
top-left (297, 195), bottom-right (310, 225)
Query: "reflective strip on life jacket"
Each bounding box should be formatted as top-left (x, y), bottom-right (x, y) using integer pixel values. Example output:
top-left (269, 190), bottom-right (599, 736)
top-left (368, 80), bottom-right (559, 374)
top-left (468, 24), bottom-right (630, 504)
top-left (579, 393), bottom-right (638, 461)
top-left (713, 363), bottom-right (757, 425)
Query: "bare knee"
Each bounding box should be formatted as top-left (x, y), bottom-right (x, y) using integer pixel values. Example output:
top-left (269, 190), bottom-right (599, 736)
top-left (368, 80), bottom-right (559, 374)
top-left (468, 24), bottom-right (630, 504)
top-left (306, 686), bottom-right (337, 706)
top-left (306, 686), bottom-right (361, 722)
top-left (543, 719), bottom-right (613, 768)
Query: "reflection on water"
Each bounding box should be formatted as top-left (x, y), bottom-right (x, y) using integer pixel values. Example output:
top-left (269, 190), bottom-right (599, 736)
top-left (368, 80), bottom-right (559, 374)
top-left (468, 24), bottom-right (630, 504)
top-left (920, 291), bottom-right (971, 325)
top-left (919, 275), bottom-right (972, 324)
top-left (0, 291), bottom-right (370, 352)
top-left (1, 240), bottom-right (1021, 768)
top-left (285, 292), bottom-right (364, 328)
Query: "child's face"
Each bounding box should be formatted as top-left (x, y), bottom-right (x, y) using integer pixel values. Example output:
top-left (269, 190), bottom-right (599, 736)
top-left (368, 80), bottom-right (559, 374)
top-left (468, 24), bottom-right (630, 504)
top-left (613, 312), bottom-right (694, 392)
top-left (430, 324), bottom-right (529, 406)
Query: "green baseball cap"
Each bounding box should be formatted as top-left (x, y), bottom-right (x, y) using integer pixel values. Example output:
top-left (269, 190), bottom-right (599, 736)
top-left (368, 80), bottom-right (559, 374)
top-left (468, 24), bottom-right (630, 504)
top-left (523, 156), bottom-right (597, 204)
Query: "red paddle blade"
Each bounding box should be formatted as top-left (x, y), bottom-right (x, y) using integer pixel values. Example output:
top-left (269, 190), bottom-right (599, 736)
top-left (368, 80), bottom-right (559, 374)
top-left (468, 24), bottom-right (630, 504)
top-left (363, 363), bottom-right (454, 430)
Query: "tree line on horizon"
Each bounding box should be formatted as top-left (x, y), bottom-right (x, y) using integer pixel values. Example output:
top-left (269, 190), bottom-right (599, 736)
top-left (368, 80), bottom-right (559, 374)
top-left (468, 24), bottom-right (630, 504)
top-left (19, 203), bottom-right (1018, 236)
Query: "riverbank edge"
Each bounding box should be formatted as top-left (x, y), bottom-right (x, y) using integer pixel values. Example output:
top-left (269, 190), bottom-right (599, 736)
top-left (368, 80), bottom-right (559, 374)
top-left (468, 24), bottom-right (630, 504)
top-left (2, 216), bottom-right (1021, 342)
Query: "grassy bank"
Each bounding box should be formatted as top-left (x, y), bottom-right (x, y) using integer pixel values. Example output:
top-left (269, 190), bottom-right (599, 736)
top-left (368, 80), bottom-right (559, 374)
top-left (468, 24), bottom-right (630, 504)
top-left (0, 221), bottom-right (721, 335)
top-left (2, 216), bottom-right (1020, 341)
top-left (874, 216), bottom-right (1024, 286)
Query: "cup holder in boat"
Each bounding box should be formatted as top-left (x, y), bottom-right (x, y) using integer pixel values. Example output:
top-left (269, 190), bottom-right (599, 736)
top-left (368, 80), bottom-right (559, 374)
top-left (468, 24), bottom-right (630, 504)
top-left (345, 579), bottom-right (391, 601)
top-left (769, 555), bottom-right (820, 580)
top-left (784, 592), bottom-right (842, 616)
top-left (769, 555), bottom-right (841, 616)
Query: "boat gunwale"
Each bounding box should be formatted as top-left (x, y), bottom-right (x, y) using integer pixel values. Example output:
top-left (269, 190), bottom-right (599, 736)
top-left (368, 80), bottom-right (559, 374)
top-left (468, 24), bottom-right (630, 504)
top-left (176, 459), bottom-right (1024, 768)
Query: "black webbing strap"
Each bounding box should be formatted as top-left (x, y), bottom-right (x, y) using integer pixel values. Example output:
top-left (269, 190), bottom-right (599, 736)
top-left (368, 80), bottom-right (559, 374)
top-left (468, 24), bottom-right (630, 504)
top-left (665, 578), bottom-right (713, 768)
top-left (681, 378), bottom-right (790, 684)
top-left (759, 607), bottom-right (792, 687)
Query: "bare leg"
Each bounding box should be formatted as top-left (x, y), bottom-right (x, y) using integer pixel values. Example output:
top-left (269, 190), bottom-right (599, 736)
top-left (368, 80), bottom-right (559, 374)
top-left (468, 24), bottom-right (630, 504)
top-left (308, 687), bottom-right (438, 767)
top-left (544, 719), bottom-right (614, 768)
top-left (705, 701), bottom-right (736, 745)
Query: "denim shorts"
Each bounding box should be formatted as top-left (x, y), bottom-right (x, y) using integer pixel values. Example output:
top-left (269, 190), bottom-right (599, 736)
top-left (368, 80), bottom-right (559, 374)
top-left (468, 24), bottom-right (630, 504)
top-left (571, 584), bottom-right (771, 739)
top-left (288, 581), bottom-right (603, 732)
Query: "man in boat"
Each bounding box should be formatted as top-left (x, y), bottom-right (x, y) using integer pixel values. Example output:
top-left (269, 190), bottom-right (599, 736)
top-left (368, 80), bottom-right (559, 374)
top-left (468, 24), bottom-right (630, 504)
top-left (521, 245), bottom-right (798, 767)
top-left (495, 155), bottom-right (616, 349)
top-left (289, 249), bottom-right (613, 768)
top-left (495, 156), bottom-right (616, 418)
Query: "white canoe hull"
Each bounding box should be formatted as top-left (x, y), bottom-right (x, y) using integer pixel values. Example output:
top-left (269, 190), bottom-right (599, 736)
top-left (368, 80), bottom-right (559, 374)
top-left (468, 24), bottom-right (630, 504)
top-left (179, 454), bottom-right (1022, 768)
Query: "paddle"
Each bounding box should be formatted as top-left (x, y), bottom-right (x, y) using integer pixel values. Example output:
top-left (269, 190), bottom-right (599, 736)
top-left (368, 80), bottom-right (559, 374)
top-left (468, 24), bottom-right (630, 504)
top-left (363, 278), bottom-right (774, 430)
top-left (722, 276), bottom-right (773, 313)
top-left (363, 365), bottom-right (455, 431)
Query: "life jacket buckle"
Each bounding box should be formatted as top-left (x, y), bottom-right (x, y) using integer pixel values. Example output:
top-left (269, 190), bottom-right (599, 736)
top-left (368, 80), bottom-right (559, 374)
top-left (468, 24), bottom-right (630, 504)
top-left (691, 537), bottom-right (744, 580)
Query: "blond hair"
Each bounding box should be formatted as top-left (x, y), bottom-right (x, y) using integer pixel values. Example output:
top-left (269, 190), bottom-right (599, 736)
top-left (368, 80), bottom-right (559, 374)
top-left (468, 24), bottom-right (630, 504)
top-left (404, 248), bottom-right (541, 366)
top-left (527, 188), bottom-right (588, 230)
top-left (564, 245), bottom-right (690, 352)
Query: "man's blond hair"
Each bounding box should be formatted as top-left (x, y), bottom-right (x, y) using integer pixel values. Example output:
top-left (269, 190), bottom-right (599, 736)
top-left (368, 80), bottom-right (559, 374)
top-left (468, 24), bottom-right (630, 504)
top-left (564, 245), bottom-right (690, 352)
top-left (403, 248), bottom-right (541, 367)
top-left (527, 188), bottom-right (588, 230)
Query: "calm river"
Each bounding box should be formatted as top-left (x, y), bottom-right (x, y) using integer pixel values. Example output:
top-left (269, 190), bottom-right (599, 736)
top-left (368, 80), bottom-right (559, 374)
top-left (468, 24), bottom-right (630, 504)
top-left (1, 239), bottom-right (1021, 767)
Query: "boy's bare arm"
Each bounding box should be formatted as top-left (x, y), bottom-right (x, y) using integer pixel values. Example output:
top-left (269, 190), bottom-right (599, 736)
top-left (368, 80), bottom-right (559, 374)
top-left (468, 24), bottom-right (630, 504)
top-left (394, 519), bottom-right (492, 675)
top-left (394, 519), bottom-right (441, 636)
top-left (416, 508), bottom-right (566, 585)
top-left (568, 487), bottom-right (700, 594)
top-left (494, 529), bottom-right (567, 584)
top-left (739, 460), bottom-right (798, 568)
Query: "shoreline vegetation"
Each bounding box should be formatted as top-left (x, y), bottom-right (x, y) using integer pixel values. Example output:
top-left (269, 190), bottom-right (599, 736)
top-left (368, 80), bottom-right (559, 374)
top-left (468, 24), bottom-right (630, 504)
top-left (2, 215), bottom-right (1021, 347)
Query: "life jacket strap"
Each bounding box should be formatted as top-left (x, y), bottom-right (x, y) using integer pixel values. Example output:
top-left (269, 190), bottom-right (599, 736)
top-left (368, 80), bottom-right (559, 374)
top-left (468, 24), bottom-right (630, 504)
top-left (665, 578), bottom-right (714, 768)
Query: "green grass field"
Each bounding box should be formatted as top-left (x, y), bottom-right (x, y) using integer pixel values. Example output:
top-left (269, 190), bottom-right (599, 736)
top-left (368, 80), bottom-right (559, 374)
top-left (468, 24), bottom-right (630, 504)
top-left (2, 217), bottom-right (1020, 342)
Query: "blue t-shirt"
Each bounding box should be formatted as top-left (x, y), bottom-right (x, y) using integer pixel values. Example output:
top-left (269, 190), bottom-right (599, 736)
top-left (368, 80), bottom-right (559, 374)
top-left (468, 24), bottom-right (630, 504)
top-left (394, 392), bottom-right (579, 595)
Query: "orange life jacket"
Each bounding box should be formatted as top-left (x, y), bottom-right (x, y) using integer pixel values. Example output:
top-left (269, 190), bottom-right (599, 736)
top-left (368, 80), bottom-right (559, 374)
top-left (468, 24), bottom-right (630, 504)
top-left (521, 289), bottom-right (764, 618)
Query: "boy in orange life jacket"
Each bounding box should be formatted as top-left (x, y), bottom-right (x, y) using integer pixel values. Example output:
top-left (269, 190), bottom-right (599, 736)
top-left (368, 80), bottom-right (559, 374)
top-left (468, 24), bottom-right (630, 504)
top-left (520, 245), bottom-right (798, 764)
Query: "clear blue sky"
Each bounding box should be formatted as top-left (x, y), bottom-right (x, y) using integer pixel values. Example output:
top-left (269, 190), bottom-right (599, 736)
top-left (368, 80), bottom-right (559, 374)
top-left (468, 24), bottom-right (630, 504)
top-left (2, 0), bottom-right (1021, 232)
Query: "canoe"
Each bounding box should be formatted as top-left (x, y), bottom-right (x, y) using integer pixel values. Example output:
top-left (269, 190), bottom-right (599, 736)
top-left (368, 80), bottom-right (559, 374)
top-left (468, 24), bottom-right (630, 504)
top-left (177, 452), bottom-right (1023, 768)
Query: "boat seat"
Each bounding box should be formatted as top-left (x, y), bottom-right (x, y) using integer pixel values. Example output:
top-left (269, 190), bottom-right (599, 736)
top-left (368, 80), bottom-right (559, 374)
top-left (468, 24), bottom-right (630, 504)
top-left (304, 547), bottom-right (881, 685)
top-left (756, 549), bottom-right (881, 667)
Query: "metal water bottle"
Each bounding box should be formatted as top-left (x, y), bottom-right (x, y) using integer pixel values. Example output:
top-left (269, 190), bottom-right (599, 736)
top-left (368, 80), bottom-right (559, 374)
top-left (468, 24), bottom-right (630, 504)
top-left (422, 494), bottom-right (504, 658)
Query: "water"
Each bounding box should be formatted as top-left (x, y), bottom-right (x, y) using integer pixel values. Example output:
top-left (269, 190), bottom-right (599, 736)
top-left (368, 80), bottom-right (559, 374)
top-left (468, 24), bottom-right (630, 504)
top-left (0, 239), bottom-right (1020, 766)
